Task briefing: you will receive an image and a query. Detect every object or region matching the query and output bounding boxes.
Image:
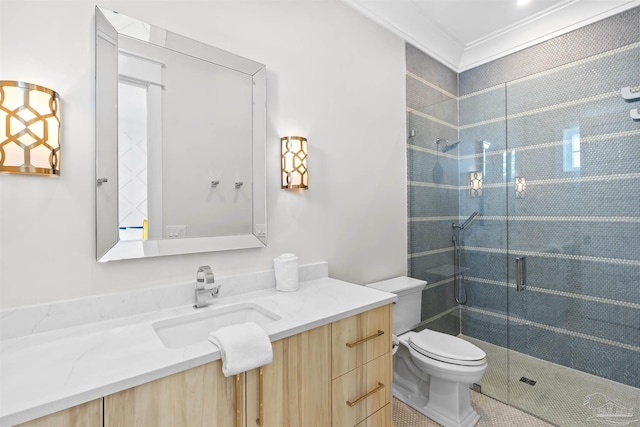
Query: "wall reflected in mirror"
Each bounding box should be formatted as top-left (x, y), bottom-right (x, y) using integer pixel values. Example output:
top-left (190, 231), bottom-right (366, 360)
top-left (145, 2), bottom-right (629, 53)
top-left (96, 6), bottom-right (267, 261)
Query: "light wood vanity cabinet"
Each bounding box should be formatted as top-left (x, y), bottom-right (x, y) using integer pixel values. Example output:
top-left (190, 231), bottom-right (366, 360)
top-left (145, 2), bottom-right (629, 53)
top-left (13, 305), bottom-right (393, 427)
top-left (331, 304), bottom-right (393, 427)
top-left (104, 323), bottom-right (331, 427)
top-left (246, 323), bottom-right (331, 427)
top-left (104, 359), bottom-right (238, 426)
top-left (15, 399), bottom-right (103, 427)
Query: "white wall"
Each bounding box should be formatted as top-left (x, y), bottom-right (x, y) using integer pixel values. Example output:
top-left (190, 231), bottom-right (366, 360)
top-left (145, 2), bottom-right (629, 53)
top-left (0, 0), bottom-right (407, 308)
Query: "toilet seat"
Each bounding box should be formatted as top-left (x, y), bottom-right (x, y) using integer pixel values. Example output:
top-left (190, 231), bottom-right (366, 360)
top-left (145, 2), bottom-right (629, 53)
top-left (408, 329), bottom-right (486, 367)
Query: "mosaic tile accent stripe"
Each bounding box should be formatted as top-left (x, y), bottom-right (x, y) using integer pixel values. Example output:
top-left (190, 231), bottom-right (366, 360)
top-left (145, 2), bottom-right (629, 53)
top-left (505, 41), bottom-right (640, 88)
top-left (457, 128), bottom-right (640, 160)
top-left (510, 172), bottom-right (640, 187)
top-left (467, 276), bottom-right (640, 310)
top-left (407, 143), bottom-right (458, 158)
top-left (408, 216), bottom-right (460, 222)
top-left (421, 305), bottom-right (458, 325)
top-left (408, 180), bottom-right (460, 190)
top-left (406, 43), bottom-right (458, 95)
top-left (458, 250), bottom-right (638, 304)
top-left (474, 215), bottom-right (640, 223)
top-left (463, 245), bottom-right (640, 267)
top-left (460, 90), bottom-right (620, 130)
top-left (407, 70), bottom-right (457, 99)
top-left (408, 247), bottom-right (453, 259)
top-left (407, 107), bottom-right (458, 130)
top-left (460, 41), bottom-right (640, 99)
top-left (410, 172), bottom-right (640, 190)
top-left (464, 306), bottom-right (640, 353)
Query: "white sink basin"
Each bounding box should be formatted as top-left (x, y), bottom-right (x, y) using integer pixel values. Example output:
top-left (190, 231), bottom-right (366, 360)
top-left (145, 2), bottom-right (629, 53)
top-left (153, 302), bottom-right (281, 348)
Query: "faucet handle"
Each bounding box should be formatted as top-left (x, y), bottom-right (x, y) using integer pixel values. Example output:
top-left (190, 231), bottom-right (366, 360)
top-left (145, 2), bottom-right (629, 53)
top-left (211, 285), bottom-right (221, 297)
top-left (196, 265), bottom-right (215, 289)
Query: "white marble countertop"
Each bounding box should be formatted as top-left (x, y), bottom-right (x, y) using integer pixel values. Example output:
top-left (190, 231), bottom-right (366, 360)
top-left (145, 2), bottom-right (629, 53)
top-left (0, 278), bottom-right (396, 426)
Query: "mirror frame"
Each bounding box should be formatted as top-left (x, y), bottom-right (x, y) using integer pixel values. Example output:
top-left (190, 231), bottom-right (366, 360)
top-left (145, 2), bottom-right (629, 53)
top-left (95, 6), bottom-right (267, 262)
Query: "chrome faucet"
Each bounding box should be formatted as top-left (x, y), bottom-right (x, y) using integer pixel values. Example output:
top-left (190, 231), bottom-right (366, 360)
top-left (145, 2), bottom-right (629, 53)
top-left (194, 265), bottom-right (220, 308)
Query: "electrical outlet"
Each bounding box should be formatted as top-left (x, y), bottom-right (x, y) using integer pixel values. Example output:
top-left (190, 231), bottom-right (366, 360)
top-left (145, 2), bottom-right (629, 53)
top-left (167, 225), bottom-right (187, 238)
top-left (255, 224), bottom-right (266, 237)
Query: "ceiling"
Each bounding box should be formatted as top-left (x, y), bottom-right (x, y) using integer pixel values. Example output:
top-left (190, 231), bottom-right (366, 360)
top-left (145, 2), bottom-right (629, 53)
top-left (341, 0), bottom-right (640, 72)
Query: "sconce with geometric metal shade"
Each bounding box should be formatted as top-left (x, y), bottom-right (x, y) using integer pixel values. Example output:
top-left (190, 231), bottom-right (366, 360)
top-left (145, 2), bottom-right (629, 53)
top-left (515, 176), bottom-right (526, 198)
top-left (0, 81), bottom-right (61, 175)
top-left (281, 135), bottom-right (308, 190)
top-left (469, 171), bottom-right (482, 197)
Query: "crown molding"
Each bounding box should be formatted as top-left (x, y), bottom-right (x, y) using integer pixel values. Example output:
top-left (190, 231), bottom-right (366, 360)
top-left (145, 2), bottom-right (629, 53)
top-left (341, 0), bottom-right (640, 72)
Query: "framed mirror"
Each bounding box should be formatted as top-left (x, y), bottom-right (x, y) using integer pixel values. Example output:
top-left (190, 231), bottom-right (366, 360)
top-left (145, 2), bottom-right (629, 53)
top-left (95, 6), bottom-right (267, 262)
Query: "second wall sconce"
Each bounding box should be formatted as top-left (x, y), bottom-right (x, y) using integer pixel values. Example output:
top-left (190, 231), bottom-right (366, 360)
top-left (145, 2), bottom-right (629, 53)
top-left (515, 176), bottom-right (526, 198)
top-left (469, 171), bottom-right (482, 197)
top-left (0, 80), bottom-right (61, 175)
top-left (281, 135), bottom-right (308, 190)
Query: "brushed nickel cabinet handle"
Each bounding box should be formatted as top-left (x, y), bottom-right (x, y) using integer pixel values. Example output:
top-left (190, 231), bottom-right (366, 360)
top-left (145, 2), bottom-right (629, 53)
top-left (346, 330), bottom-right (384, 348)
top-left (346, 382), bottom-right (385, 407)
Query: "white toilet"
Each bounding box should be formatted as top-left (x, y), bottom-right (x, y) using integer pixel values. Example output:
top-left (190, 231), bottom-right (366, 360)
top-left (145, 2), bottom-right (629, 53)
top-left (368, 277), bottom-right (487, 427)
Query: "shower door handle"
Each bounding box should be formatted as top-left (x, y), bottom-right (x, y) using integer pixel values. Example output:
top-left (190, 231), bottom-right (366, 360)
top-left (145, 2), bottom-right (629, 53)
top-left (515, 257), bottom-right (527, 292)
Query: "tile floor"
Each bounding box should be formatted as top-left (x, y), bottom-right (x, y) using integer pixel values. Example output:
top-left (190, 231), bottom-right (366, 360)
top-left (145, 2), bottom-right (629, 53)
top-left (465, 336), bottom-right (640, 427)
top-left (392, 393), bottom-right (554, 427)
top-left (392, 336), bottom-right (640, 426)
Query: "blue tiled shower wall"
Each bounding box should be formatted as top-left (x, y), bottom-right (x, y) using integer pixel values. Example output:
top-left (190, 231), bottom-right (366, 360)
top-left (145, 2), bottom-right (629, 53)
top-left (406, 43), bottom-right (461, 336)
top-left (407, 7), bottom-right (639, 387)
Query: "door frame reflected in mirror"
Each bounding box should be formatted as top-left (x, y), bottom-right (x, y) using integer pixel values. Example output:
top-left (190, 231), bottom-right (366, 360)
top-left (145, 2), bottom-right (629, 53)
top-left (95, 6), bottom-right (267, 262)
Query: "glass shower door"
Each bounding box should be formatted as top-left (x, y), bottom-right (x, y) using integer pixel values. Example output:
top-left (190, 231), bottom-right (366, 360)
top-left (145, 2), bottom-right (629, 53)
top-left (457, 84), bottom-right (510, 404)
top-left (505, 42), bottom-right (640, 426)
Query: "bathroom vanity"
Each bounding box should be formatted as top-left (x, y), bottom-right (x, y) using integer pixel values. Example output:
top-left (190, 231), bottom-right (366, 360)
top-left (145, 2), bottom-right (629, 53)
top-left (0, 271), bottom-right (395, 427)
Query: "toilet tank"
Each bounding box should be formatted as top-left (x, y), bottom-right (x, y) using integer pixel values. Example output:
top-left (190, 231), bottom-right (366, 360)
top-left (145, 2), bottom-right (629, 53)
top-left (367, 277), bottom-right (427, 335)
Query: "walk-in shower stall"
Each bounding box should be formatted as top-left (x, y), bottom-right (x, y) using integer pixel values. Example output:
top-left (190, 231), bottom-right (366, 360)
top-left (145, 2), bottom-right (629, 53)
top-left (407, 7), bottom-right (639, 426)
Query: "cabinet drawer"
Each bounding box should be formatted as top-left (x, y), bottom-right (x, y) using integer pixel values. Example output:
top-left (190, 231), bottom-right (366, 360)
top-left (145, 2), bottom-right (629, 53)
top-left (332, 354), bottom-right (392, 427)
top-left (354, 404), bottom-right (392, 427)
top-left (332, 305), bottom-right (392, 379)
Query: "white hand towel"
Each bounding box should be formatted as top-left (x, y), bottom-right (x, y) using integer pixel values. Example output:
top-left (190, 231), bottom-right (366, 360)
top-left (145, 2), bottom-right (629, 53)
top-left (274, 253), bottom-right (299, 292)
top-left (208, 322), bottom-right (273, 377)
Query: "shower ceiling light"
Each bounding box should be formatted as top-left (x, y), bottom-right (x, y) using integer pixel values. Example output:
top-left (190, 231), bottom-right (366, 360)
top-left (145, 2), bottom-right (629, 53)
top-left (469, 171), bottom-right (482, 197)
top-left (0, 81), bottom-right (61, 175)
top-left (515, 176), bottom-right (526, 198)
top-left (281, 136), bottom-right (308, 190)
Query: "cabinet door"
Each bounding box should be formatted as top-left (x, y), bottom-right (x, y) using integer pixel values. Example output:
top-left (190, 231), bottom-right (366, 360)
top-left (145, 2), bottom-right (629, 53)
top-left (104, 360), bottom-right (240, 427)
top-left (15, 399), bottom-right (102, 427)
top-left (246, 324), bottom-right (331, 427)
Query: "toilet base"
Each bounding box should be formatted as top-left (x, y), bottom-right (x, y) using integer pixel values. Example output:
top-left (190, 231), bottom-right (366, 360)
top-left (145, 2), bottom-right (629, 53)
top-left (393, 379), bottom-right (480, 427)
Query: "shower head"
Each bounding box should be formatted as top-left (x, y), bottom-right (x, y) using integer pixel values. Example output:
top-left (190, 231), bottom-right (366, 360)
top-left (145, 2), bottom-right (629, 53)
top-left (442, 141), bottom-right (461, 152)
top-left (435, 137), bottom-right (462, 153)
top-left (453, 211), bottom-right (480, 230)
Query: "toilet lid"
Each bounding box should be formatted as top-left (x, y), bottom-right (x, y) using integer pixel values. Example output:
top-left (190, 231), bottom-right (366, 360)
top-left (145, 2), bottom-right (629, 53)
top-left (408, 329), bottom-right (486, 366)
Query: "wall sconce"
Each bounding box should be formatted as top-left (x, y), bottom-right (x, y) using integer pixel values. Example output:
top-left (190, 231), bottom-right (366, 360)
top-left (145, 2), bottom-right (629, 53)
top-left (0, 81), bottom-right (61, 175)
top-left (281, 136), bottom-right (308, 190)
top-left (469, 171), bottom-right (482, 197)
top-left (515, 176), bottom-right (526, 198)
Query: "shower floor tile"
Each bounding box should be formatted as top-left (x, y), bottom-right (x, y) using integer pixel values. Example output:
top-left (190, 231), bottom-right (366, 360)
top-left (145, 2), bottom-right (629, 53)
top-left (392, 392), bottom-right (554, 427)
top-left (463, 335), bottom-right (640, 427)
